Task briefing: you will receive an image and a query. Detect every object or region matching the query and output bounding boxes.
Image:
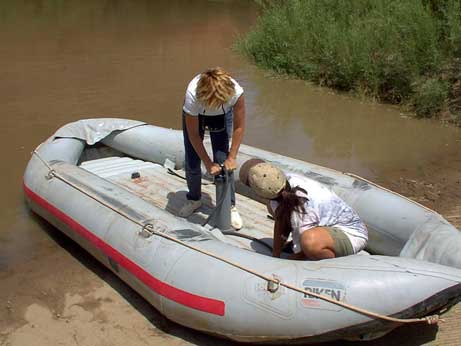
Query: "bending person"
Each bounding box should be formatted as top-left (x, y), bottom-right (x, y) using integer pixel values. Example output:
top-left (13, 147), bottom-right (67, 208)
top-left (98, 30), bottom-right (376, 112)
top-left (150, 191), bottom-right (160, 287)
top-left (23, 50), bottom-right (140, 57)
top-left (179, 67), bottom-right (245, 230)
top-left (240, 160), bottom-right (368, 259)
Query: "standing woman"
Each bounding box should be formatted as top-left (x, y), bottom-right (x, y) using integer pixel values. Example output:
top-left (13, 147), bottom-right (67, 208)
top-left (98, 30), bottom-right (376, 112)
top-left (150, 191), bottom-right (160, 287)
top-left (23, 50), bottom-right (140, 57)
top-left (240, 160), bottom-right (368, 259)
top-left (179, 67), bottom-right (245, 230)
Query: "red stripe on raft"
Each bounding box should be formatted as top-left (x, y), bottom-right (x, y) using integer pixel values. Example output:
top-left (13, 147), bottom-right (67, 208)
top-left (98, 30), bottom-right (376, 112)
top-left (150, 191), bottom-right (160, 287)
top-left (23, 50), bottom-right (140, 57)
top-left (23, 182), bottom-right (225, 316)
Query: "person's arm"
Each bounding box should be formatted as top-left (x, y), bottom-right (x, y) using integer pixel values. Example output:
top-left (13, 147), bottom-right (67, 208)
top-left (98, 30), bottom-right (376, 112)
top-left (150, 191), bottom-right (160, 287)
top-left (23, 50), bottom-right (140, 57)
top-left (268, 200), bottom-right (284, 257)
top-left (272, 218), bottom-right (284, 258)
top-left (266, 200), bottom-right (275, 217)
top-left (287, 251), bottom-right (306, 260)
top-left (184, 114), bottom-right (221, 175)
top-left (224, 95), bottom-right (245, 171)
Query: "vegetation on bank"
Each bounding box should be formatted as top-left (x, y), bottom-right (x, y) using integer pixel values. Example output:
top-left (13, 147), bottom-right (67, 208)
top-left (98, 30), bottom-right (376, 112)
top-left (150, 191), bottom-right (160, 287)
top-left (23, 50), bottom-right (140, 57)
top-left (238, 0), bottom-right (461, 123)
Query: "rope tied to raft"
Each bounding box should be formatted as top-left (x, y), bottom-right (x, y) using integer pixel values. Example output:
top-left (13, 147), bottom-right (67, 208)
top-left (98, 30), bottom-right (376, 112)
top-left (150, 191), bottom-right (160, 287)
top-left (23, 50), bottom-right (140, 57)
top-left (30, 150), bottom-right (445, 326)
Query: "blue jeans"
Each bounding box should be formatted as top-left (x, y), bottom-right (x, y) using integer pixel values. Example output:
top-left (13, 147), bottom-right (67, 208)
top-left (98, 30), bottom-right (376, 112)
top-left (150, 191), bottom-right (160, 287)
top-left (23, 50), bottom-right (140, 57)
top-left (182, 111), bottom-right (236, 205)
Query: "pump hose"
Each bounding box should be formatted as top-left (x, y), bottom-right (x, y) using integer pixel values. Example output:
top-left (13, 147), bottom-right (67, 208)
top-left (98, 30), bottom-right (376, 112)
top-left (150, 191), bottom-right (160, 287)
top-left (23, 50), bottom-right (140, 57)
top-left (170, 166), bottom-right (274, 251)
top-left (167, 166), bottom-right (230, 227)
top-left (201, 165), bottom-right (231, 227)
top-left (170, 165), bottom-right (275, 251)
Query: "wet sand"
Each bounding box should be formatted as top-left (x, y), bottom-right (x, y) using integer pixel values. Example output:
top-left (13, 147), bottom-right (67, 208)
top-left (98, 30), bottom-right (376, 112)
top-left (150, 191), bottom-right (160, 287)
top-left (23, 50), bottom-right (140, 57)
top-left (2, 1), bottom-right (461, 345)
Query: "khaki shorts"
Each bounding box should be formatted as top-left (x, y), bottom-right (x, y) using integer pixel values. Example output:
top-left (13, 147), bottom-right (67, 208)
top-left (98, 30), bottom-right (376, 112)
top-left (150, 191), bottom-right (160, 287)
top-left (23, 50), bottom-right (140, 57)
top-left (325, 227), bottom-right (354, 257)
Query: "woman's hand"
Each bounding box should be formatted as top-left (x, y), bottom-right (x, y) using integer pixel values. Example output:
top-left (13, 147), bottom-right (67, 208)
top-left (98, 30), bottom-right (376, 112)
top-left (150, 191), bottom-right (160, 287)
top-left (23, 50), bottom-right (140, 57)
top-left (224, 156), bottom-right (237, 171)
top-left (206, 162), bottom-right (222, 176)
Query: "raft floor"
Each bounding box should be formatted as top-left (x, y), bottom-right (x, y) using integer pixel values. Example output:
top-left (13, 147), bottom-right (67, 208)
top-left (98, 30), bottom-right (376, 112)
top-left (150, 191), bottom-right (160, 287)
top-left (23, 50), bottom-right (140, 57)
top-left (80, 156), bottom-right (275, 254)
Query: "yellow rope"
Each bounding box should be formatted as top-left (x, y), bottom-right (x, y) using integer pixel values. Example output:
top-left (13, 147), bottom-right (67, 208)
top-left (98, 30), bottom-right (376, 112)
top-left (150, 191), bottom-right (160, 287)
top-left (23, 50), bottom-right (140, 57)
top-left (31, 151), bottom-right (444, 325)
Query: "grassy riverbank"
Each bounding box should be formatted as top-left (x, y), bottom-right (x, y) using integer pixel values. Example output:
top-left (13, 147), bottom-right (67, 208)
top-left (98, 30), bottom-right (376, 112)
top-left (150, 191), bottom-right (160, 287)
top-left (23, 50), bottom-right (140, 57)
top-left (238, 0), bottom-right (461, 123)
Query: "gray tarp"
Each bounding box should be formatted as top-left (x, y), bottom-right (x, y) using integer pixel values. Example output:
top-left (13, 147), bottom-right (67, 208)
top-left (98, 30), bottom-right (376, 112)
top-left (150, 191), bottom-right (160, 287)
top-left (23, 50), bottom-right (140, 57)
top-left (50, 118), bottom-right (146, 145)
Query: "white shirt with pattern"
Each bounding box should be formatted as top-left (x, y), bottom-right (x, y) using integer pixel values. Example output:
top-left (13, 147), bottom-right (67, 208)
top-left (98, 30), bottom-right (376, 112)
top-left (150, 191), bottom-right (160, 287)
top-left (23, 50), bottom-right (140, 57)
top-left (271, 173), bottom-right (368, 254)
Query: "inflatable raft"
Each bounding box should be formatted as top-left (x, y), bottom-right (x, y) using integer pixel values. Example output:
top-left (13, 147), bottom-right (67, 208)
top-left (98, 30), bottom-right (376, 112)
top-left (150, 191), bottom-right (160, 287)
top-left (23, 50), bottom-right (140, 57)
top-left (24, 118), bottom-right (461, 343)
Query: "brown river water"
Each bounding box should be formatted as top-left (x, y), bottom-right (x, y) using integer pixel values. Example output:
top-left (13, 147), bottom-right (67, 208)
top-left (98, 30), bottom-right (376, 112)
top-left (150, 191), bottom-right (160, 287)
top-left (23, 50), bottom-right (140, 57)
top-left (1, 1), bottom-right (461, 345)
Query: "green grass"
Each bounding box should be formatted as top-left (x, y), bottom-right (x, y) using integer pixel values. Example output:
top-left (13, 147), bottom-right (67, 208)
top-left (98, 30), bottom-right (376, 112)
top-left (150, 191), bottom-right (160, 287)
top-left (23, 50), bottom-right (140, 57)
top-left (237, 0), bottom-right (461, 120)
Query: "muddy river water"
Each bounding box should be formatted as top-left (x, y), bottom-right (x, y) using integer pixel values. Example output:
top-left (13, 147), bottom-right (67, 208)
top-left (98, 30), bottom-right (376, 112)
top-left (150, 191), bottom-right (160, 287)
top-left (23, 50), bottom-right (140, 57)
top-left (1, 1), bottom-right (461, 345)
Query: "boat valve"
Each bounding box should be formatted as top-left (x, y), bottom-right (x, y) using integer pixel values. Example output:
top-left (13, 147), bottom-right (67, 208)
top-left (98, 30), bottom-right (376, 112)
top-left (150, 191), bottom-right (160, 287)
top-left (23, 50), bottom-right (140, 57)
top-left (267, 277), bottom-right (280, 293)
top-left (46, 169), bottom-right (56, 180)
top-left (139, 223), bottom-right (155, 238)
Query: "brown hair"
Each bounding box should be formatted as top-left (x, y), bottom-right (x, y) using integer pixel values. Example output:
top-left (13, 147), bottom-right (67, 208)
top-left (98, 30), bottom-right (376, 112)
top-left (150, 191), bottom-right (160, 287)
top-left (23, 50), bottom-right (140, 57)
top-left (196, 67), bottom-right (236, 109)
top-left (274, 183), bottom-right (308, 239)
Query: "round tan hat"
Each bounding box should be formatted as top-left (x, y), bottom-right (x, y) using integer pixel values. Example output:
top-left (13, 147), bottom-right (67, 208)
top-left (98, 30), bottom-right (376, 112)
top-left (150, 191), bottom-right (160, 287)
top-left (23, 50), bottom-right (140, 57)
top-left (246, 162), bottom-right (287, 199)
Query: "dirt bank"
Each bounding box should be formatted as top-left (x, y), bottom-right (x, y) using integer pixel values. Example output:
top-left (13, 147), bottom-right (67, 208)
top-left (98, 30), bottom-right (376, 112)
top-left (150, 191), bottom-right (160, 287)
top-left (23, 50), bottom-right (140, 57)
top-left (376, 149), bottom-right (461, 229)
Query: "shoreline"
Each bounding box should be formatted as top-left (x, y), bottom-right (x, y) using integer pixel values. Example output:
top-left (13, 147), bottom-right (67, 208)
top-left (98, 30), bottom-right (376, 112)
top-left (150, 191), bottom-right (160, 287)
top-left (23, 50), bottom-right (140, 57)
top-left (376, 149), bottom-right (461, 229)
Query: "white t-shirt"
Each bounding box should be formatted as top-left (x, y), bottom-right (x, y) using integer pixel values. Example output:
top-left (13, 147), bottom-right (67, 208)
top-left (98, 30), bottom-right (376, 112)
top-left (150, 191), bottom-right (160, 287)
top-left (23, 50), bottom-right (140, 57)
top-left (183, 74), bottom-right (244, 116)
top-left (271, 173), bottom-right (368, 254)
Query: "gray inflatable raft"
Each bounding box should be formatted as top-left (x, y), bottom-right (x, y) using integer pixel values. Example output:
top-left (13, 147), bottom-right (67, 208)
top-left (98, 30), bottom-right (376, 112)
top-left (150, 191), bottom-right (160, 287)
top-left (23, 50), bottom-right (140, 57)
top-left (24, 118), bottom-right (461, 343)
